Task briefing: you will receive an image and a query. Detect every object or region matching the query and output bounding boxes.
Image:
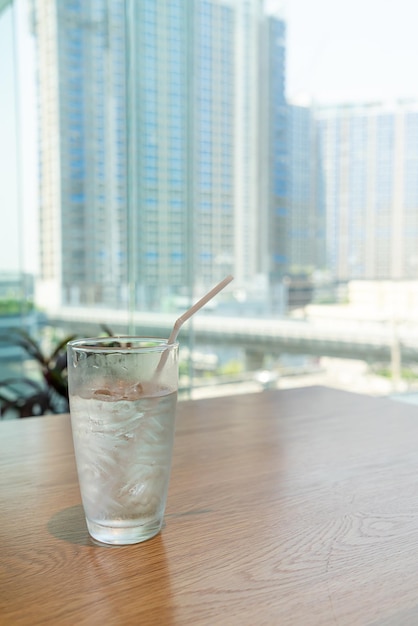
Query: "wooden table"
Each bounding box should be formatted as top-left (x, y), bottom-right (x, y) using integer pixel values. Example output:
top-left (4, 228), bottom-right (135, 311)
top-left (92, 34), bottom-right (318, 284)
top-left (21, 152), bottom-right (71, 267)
top-left (2, 386), bottom-right (418, 625)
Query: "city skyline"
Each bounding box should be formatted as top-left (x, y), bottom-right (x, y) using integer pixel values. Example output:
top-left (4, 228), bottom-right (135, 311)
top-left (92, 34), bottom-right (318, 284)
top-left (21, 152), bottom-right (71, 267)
top-left (2, 0), bottom-right (418, 283)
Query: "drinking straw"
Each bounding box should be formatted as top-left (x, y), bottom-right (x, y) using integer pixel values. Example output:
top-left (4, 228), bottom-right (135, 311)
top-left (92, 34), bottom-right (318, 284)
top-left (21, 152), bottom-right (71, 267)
top-left (155, 274), bottom-right (234, 376)
top-left (167, 274), bottom-right (234, 344)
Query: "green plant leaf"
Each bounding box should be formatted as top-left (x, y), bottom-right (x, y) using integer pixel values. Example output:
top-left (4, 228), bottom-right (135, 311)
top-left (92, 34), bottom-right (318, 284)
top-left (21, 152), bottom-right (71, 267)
top-left (49, 334), bottom-right (77, 361)
top-left (43, 369), bottom-right (68, 398)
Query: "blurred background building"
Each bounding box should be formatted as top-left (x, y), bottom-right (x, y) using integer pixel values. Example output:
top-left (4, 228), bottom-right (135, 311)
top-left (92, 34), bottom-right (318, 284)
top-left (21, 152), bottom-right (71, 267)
top-left (32, 0), bottom-right (288, 314)
top-left (316, 100), bottom-right (418, 281)
top-left (287, 101), bottom-right (326, 285)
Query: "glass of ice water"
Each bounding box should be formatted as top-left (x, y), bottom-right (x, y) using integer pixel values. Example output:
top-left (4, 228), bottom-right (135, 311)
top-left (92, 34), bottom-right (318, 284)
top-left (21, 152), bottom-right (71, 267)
top-left (67, 336), bottom-right (179, 545)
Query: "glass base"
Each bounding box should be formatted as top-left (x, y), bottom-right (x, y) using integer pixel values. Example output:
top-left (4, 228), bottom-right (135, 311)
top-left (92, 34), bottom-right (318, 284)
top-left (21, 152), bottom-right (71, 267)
top-left (86, 518), bottom-right (163, 545)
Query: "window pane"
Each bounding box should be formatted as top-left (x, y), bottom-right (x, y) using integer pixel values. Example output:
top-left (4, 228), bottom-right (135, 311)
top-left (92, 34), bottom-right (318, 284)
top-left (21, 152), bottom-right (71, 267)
top-left (3, 0), bottom-right (418, 417)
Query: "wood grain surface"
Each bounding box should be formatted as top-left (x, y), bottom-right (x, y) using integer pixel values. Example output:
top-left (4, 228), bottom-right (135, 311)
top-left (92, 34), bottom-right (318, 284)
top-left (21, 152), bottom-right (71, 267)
top-left (2, 386), bottom-right (418, 625)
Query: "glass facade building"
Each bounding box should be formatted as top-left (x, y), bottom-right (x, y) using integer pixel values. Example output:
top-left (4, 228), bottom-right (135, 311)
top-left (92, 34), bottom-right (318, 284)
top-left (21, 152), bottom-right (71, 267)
top-left (287, 102), bottom-right (326, 275)
top-left (258, 8), bottom-right (288, 309)
top-left (280, 97), bottom-right (418, 284)
top-left (33, 0), bottom-right (288, 313)
top-left (34, 0), bottom-right (128, 308)
top-left (316, 100), bottom-right (418, 281)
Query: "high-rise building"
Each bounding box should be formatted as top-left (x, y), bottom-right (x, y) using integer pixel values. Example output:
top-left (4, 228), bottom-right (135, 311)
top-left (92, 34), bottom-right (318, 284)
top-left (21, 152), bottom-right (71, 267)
top-left (287, 102), bottom-right (326, 274)
top-left (33, 0), bottom-right (288, 312)
top-left (258, 3), bottom-right (288, 309)
top-left (33, 0), bottom-right (128, 308)
top-left (316, 100), bottom-right (418, 280)
top-left (126, 0), bottom-right (238, 307)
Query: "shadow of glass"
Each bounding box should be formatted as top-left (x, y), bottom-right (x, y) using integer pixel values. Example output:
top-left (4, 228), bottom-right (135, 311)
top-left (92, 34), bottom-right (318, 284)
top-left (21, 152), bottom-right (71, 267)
top-left (48, 504), bottom-right (96, 546)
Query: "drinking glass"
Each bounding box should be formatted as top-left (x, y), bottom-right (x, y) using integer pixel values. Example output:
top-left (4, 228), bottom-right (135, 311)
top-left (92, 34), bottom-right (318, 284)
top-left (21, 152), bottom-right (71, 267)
top-left (67, 336), bottom-right (179, 545)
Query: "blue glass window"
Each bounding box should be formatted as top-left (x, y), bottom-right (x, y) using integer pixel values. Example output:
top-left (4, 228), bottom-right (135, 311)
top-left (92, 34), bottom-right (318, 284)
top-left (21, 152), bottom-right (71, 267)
top-left (275, 207), bottom-right (287, 216)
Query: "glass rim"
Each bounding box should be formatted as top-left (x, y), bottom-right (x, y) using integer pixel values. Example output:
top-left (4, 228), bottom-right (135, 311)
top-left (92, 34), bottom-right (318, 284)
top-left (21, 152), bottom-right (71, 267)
top-left (67, 336), bottom-right (178, 354)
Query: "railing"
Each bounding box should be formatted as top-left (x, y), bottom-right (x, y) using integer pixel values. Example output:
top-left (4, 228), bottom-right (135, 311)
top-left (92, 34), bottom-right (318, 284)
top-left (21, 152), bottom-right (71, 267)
top-left (45, 307), bottom-right (418, 364)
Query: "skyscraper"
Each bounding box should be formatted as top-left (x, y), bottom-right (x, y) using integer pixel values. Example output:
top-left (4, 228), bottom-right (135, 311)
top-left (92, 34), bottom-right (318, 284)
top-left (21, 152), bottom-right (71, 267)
top-left (258, 3), bottom-right (288, 310)
top-left (126, 0), bottom-right (238, 307)
top-left (287, 102), bottom-right (326, 274)
top-left (33, 0), bottom-right (288, 312)
top-left (34, 0), bottom-right (128, 308)
top-left (316, 100), bottom-right (418, 280)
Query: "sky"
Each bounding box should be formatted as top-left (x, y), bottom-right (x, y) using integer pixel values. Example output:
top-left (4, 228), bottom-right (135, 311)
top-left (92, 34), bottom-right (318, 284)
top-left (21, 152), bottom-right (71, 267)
top-left (2, 0), bottom-right (418, 275)
top-left (284, 0), bottom-right (418, 104)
